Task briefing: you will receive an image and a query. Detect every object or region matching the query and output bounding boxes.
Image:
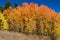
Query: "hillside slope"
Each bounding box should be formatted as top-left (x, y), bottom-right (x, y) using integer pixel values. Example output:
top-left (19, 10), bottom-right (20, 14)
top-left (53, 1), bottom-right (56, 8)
top-left (0, 31), bottom-right (51, 40)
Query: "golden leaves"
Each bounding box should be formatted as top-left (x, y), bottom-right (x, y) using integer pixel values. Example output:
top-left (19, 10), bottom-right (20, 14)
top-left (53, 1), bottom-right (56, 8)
top-left (1, 3), bottom-right (60, 36)
top-left (0, 13), bottom-right (9, 30)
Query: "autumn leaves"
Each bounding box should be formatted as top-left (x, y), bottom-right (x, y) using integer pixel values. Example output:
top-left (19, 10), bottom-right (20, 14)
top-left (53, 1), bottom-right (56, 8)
top-left (0, 13), bottom-right (9, 30)
top-left (0, 3), bottom-right (60, 40)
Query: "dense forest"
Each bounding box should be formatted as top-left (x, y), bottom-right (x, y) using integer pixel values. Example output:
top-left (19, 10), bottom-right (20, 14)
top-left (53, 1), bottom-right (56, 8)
top-left (0, 1), bottom-right (60, 40)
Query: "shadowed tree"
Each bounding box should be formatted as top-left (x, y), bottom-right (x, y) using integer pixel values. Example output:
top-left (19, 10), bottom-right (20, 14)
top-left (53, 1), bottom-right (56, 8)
top-left (14, 2), bottom-right (18, 8)
top-left (4, 0), bottom-right (11, 9)
top-left (0, 6), bottom-right (4, 13)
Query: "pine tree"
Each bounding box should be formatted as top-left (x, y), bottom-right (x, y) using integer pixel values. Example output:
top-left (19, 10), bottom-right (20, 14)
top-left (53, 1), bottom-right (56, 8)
top-left (4, 0), bottom-right (11, 9)
top-left (0, 6), bottom-right (3, 13)
top-left (14, 2), bottom-right (18, 8)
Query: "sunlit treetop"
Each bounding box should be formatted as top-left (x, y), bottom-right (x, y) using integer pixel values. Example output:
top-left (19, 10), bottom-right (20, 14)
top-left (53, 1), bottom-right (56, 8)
top-left (3, 3), bottom-right (59, 21)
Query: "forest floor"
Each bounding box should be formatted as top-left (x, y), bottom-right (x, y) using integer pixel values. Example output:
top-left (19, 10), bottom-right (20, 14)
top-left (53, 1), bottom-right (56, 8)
top-left (0, 30), bottom-right (51, 40)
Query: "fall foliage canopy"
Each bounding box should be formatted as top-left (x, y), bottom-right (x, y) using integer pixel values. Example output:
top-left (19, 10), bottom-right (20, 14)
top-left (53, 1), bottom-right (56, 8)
top-left (0, 3), bottom-right (60, 40)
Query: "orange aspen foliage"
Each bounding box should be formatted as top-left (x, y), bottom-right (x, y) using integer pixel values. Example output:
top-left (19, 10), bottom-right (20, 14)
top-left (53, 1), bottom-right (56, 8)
top-left (2, 3), bottom-right (60, 39)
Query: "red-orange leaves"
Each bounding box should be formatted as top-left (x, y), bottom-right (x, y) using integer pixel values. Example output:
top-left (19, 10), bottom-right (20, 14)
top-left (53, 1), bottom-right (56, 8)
top-left (3, 3), bottom-right (59, 36)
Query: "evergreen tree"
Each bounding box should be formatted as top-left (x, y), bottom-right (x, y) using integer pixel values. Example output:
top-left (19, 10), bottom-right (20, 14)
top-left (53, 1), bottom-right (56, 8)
top-left (0, 6), bottom-right (3, 13)
top-left (14, 2), bottom-right (18, 8)
top-left (4, 0), bottom-right (11, 9)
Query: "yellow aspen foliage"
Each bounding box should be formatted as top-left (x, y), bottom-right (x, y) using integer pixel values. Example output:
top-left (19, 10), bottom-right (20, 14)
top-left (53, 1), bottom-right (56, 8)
top-left (0, 13), bottom-right (9, 30)
top-left (53, 22), bottom-right (60, 36)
